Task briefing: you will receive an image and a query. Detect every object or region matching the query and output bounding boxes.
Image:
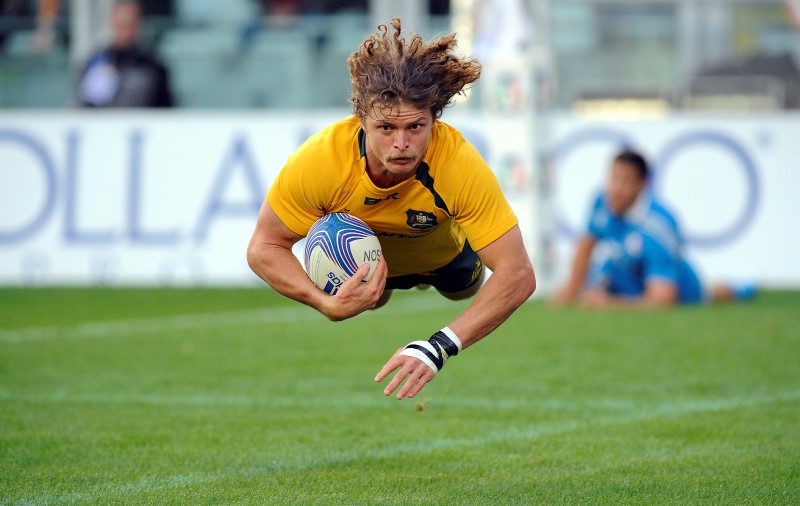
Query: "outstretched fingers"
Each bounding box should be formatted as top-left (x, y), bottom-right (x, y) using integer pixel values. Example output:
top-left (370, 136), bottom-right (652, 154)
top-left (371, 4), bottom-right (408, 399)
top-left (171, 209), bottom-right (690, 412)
top-left (375, 351), bottom-right (435, 400)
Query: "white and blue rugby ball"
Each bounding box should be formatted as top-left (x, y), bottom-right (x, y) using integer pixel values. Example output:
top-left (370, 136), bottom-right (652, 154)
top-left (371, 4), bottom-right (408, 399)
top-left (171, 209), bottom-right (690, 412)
top-left (304, 213), bottom-right (382, 295)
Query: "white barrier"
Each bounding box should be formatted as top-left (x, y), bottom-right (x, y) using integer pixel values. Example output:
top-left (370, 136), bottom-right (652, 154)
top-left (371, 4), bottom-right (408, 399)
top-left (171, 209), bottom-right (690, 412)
top-left (0, 111), bottom-right (539, 286)
top-left (550, 113), bottom-right (800, 289)
top-left (2, 111), bottom-right (798, 288)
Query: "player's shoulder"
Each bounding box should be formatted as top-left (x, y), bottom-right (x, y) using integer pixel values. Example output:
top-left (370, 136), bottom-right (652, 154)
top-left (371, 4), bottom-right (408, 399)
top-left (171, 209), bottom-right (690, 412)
top-left (302, 115), bottom-right (360, 150)
top-left (592, 191), bottom-right (607, 211)
top-left (648, 198), bottom-right (679, 227)
top-left (639, 207), bottom-right (681, 254)
top-left (428, 120), bottom-right (485, 170)
top-left (290, 115), bottom-right (362, 168)
top-left (590, 192), bottom-right (612, 220)
top-left (431, 120), bottom-right (470, 150)
top-left (588, 192), bottom-right (612, 233)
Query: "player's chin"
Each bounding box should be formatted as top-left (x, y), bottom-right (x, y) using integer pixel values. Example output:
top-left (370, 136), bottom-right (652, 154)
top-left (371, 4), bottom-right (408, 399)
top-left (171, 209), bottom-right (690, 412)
top-left (387, 161), bottom-right (419, 178)
top-left (388, 157), bottom-right (417, 169)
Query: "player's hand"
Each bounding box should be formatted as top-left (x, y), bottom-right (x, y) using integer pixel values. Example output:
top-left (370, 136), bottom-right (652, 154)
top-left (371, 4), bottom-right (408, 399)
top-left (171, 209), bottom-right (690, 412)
top-left (375, 347), bottom-right (436, 400)
top-left (580, 289), bottom-right (611, 309)
top-left (549, 285), bottom-right (578, 307)
top-left (323, 255), bottom-right (387, 321)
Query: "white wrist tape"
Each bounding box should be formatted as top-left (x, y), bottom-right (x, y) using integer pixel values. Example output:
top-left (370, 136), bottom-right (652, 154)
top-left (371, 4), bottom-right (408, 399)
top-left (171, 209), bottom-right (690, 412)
top-left (400, 327), bottom-right (462, 374)
top-left (439, 326), bottom-right (463, 353)
top-left (400, 341), bottom-right (440, 374)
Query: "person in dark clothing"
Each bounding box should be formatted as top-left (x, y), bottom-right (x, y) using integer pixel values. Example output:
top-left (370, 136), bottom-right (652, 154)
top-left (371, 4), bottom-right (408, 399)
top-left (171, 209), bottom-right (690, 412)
top-left (77, 0), bottom-right (174, 107)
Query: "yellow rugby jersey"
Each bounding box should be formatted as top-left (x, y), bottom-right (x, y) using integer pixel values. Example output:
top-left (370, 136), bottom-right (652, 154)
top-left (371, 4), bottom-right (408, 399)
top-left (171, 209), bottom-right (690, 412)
top-left (267, 115), bottom-right (518, 277)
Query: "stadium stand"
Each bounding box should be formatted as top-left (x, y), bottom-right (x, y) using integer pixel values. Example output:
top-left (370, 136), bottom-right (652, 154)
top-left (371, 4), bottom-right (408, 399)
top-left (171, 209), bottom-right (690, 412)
top-left (682, 52), bottom-right (800, 110)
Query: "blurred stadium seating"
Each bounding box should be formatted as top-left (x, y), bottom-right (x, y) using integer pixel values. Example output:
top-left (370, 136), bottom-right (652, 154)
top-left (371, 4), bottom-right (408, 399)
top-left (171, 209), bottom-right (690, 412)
top-left (0, 30), bottom-right (72, 107)
top-left (0, 0), bottom-right (798, 111)
top-left (683, 52), bottom-right (800, 110)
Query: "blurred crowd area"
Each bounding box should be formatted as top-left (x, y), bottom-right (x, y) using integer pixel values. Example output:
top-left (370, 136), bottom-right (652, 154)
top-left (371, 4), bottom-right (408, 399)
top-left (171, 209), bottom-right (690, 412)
top-left (1, 0), bottom-right (799, 111)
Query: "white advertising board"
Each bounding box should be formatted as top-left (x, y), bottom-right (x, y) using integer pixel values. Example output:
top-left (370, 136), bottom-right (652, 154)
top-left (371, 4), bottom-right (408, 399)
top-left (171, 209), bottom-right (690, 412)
top-left (0, 111), bottom-right (539, 286)
top-left (549, 113), bottom-right (800, 289)
top-left (2, 111), bottom-right (798, 288)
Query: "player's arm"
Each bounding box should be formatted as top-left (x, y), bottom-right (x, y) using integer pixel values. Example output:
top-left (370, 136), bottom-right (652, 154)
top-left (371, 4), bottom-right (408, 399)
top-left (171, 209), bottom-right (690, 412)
top-left (246, 200), bottom-right (387, 321)
top-left (446, 225), bottom-right (536, 347)
top-left (375, 225), bottom-right (536, 399)
top-left (580, 280), bottom-right (677, 309)
top-left (551, 234), bottom-right (597, 305)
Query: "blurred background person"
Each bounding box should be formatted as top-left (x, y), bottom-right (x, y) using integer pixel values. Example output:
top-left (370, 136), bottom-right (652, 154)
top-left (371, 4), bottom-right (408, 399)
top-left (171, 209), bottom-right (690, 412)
top-left (1, 0), bottom-right (66, 54)
top-left (31, 0), bottom-right (59, 52)
top-left (76, 0), bottom-right (174, 107)
top-left (786, 0), bottom-right (800, 29)
top-left (550, 149), bottom-right (756, 309)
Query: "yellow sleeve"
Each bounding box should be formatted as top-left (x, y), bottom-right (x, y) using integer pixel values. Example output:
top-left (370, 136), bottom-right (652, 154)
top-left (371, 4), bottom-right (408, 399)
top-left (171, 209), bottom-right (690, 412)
top-left (445, 139), bottom-right (518, 251)
top-left (267, 155), bottom-right (325, 236)
top-left (266, 121), bottom-right (356, 236)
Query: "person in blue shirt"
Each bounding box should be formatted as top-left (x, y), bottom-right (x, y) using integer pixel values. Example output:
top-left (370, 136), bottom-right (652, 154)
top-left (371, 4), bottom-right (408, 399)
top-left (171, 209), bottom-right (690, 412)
top-left (551, 149), bottom-right (754, 309)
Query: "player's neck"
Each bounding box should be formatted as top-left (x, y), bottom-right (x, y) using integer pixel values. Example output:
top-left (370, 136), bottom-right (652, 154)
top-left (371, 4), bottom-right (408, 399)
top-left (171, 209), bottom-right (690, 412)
top-left (365, 156), bottom-right (418, 189)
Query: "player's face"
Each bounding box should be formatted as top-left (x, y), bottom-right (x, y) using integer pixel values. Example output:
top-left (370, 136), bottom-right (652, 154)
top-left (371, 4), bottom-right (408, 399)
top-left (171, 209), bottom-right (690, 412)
top-left (607, 160), bottom-right (646, 216)
top-left (110, 4), bottom-right (141, 49)
top-left (361, 103), bottom-right (433, 188)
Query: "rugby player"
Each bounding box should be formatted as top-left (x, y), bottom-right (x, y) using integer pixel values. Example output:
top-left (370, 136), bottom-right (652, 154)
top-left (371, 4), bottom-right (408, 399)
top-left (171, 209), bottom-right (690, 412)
top-left (247, 18), bottom-right (536, 400)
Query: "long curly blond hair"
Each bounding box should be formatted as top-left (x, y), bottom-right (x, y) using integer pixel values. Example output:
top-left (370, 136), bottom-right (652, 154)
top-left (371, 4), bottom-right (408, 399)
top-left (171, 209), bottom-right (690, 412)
top-left (347, 17), bottom-right (481, 119)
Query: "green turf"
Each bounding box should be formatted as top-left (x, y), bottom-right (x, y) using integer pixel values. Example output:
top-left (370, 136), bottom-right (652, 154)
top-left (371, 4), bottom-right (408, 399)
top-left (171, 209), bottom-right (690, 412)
top-left (1, 288), bottom-right (798, 505)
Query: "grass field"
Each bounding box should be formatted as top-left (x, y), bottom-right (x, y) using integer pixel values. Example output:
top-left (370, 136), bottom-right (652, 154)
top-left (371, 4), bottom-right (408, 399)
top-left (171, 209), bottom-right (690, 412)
top-left (1, 287), bottom-right (799, 505)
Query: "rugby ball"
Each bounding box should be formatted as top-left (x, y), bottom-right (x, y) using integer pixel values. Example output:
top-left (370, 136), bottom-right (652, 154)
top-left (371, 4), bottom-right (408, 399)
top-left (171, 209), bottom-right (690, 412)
top-left (304, 213), bottom-right (382, 295)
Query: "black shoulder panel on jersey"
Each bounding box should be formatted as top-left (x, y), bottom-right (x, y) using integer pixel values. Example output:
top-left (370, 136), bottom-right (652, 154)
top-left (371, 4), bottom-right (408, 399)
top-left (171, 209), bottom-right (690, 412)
top-left (358, 128), bottom-right (367, 158)
top-left (415, 162), bottom-right (451, 215)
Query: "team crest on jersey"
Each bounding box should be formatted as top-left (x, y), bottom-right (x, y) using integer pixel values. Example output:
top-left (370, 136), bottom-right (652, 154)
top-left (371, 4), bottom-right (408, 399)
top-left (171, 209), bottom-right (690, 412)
top-left (406, 210), bottom-right (437, 229)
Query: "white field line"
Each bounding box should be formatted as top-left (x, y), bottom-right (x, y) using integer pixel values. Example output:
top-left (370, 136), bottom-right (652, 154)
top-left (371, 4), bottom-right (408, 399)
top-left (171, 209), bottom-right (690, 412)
top-left (0, 294), bottom-right (456, 343)
top-left (8, 388), bottom-right (800, 505)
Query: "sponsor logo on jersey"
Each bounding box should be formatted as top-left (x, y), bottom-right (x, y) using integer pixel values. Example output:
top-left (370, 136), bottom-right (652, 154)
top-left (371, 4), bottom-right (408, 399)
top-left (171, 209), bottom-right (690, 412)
top-left (364, 193), bottom-right (399, 205)
top-left (406, 210), bottom-right (437, 229)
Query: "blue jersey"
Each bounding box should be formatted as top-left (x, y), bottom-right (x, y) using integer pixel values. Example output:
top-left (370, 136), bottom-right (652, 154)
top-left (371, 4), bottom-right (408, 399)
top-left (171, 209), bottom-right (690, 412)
top-left (585, 191), bottom-right (703, 304)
